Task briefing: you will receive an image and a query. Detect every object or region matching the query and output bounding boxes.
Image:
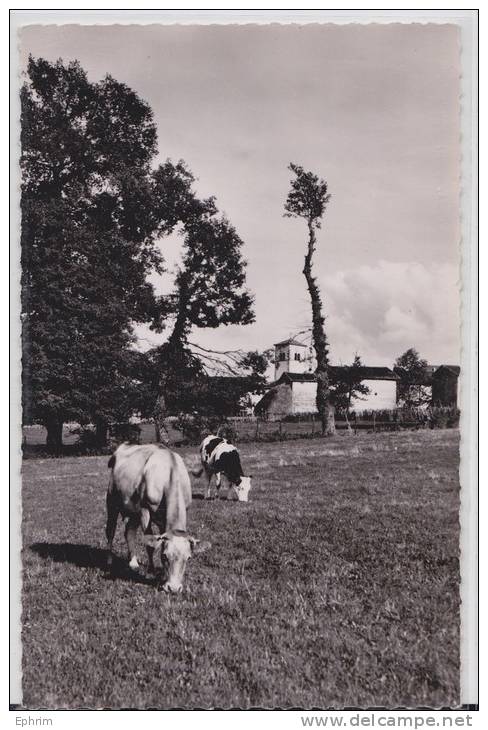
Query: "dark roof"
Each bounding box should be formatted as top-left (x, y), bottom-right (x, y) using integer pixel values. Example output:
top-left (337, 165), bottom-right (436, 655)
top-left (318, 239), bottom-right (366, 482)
top-left (274, 338), bottom-right (308, 348)
top-left (275, 372), bottom-right (316, 384)
top-left (393, 364), bottom-right (460, 385)
top-left (274, 366), bottom-right (398, 386)
top-left (330, 366), bottom-right (398, 381)
top-left (433, 365), bottom-right (460, 377)
top-left (254, 389), bottom-right (278, 414)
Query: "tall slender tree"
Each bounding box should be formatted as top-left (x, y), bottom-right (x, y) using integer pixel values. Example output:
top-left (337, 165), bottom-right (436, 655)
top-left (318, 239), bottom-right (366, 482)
top-left (284, 163), bottom-right (335, 435)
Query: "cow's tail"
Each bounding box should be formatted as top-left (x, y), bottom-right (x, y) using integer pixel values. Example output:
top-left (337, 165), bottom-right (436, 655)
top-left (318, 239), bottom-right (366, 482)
top-left (189, 467), bottom-right (204, 478)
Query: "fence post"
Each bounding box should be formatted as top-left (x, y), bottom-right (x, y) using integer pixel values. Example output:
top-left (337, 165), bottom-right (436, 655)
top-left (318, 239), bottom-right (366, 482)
top-left (255, 418), bottom-right (260, 440)
top-left (279, 420), bottom-right (283, 440)
top-left (311, 413), bottom-right (315, 436)
top-left (373, 412), bottom-right (376, 433)
top-left (354, 413), bottom-right (357, 435)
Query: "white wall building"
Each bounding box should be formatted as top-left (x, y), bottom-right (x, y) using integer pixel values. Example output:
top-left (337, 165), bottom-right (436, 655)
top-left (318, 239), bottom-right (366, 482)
top-left (255, 340), bottom-right (398, 417)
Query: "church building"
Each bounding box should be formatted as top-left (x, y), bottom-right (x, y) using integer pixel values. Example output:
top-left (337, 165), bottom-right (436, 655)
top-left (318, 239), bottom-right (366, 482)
top-left (255, 338), bottom-right (399, 418)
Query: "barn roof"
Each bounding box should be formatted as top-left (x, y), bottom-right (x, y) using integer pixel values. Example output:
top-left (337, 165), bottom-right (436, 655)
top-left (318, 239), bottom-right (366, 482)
top-left (433, 365), bottom-right (460, 377)
top-left (393, 364), bottom-right (460, 384)
top-left (330, 366), bottom-right (398, 381)
top-left (276, 372), bottom-right (316, 383)
top-left (274, 338), bottom-right (308, 347)
top-left (273, 366), bottom-right (398, 386)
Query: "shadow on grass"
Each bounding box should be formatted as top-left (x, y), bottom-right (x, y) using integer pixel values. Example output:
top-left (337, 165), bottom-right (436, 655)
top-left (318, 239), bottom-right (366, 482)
top-left (192, 492), bottom-right (232, 501)
top-left (30, 542), bottom-right (156, 586)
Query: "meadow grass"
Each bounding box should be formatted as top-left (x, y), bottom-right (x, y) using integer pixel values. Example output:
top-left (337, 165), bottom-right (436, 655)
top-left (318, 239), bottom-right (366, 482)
top-left (21, 430), bottom-right (460, 708)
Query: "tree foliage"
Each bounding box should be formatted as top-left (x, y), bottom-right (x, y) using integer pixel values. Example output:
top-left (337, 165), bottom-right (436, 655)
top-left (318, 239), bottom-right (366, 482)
top-left (284, 163), bottom-right (331, 227)
top-left (395, 348), bottom-right (431, 408)
top-left (284, 163), bottom-right (334, 435)
top-left (22, 57), bottom-right (251, 448)
top-left (168, 216), bottom-right (254, 344)
top-left (21, 57), bottom-right (169, 448)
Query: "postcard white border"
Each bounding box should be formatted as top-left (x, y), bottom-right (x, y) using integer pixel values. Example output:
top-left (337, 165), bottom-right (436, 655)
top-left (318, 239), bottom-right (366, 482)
top-left (8, 7), bottom-right (478, 717)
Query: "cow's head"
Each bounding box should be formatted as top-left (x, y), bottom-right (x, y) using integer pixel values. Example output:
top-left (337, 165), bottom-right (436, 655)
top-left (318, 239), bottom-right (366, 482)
top-left (232, 476), bottom-right (252, 502)
top-left (143, 530), bottom-right (209, 594)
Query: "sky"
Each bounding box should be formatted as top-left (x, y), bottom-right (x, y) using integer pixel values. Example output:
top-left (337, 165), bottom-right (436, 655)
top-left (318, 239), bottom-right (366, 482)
top-left (19, 22), bottom-right (461, 368)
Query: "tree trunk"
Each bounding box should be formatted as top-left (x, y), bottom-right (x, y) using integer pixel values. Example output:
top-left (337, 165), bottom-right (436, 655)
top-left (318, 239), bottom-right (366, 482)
top-left (95, 419), bottom-right (109, 447)
top-left (303, 222), bottom-right (335, 436)
top-left (154, 290), bottom-right (191, 441)
top-left (168, 279), bottom-right (191, 351)
top-left (45, 417), bottom-right (63, 453)
top-left (153, 394), bottom-right (170, 445)
top-left (327, 404), bottom-right (336, 436)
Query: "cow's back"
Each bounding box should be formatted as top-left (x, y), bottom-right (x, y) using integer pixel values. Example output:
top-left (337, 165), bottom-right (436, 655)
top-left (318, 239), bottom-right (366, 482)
top-left (111, 444), bottom-right (159, 500)
top-left (143, 448), bottom-right (192, 510)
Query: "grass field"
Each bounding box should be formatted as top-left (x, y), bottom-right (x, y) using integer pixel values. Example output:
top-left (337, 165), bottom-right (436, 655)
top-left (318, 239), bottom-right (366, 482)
top-left (21, 430), bottom-right (460, 709)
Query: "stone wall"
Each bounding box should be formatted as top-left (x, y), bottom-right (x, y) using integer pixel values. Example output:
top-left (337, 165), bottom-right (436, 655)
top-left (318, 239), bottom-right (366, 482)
top-left (263, 382), bottom-right (293, 418)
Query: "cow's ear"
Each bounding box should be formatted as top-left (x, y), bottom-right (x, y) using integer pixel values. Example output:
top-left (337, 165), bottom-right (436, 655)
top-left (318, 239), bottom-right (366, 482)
top-left (189, 537), bottom-right (211, 555)
top-left (143, 535), bottom-right (165, 548)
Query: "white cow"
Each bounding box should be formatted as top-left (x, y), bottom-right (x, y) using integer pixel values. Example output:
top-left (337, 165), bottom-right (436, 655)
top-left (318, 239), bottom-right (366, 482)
top-left (106, 443), bottom-right (208, 593)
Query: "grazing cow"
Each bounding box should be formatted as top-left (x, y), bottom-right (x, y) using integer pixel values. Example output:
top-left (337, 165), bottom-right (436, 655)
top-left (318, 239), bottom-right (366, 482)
top-left (106, 443), bottom-right (208, 593)
top-left (192, 434), bottom-right (252, 501)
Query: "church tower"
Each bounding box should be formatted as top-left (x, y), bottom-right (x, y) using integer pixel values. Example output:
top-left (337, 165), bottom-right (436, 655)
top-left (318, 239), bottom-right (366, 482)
top-left (274, 338), bottom-right (311, 381)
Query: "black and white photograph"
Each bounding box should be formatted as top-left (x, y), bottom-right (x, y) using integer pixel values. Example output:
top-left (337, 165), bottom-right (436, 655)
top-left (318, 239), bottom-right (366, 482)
top-left (11, 11), bottom-right (478, 712)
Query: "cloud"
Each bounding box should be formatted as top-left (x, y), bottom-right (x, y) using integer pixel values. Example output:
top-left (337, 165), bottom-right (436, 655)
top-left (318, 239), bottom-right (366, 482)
top-left (323, 260), bottom-right (460, 365)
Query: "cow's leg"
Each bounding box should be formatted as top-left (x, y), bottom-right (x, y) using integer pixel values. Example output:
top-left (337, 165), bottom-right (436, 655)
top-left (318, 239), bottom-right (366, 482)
top-left (145, 522), bottom-right (164, 585)
top-left (124, 515), bottom-right (140, 570)
top-left (204, 466), bottom-right (213, 499)
top-left (105, 491), bottom-right (119, 574)
top-left (144, 527), bottom-right (155, 574)
top-left (215, 472), bottom-right (222, 497)
top-left (139, 508), bottom-right (155, 573)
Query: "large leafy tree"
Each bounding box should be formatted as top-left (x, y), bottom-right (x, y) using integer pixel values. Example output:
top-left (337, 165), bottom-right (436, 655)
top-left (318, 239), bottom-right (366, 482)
top-left (21, 57), bottom-right (256, 448)
top-left (394, 348), bottom-right (430, 408)
top-left (284, 163), bottom-right (335, 435)
top-left (21, 58), bottom-right (182, 448)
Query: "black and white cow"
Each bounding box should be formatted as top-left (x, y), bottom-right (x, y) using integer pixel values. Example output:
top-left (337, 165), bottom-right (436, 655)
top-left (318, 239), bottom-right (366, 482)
top-left (192, 434), bottom-right (252, 501)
